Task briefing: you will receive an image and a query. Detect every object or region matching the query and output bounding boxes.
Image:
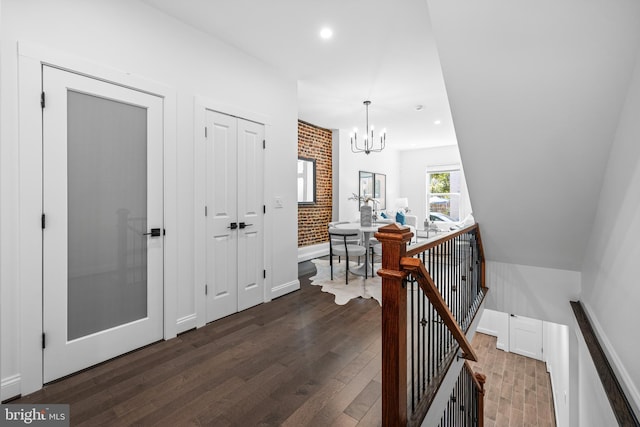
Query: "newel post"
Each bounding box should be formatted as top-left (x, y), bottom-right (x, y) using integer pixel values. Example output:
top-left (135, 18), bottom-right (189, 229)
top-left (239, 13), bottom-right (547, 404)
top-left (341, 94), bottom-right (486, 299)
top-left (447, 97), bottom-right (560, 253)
top-left (375, 223), bottom-right (414, 427)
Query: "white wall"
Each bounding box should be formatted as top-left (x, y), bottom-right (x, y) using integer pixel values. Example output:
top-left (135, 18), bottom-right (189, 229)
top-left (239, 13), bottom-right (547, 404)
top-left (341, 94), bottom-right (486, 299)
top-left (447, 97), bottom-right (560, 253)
top-left (485, 261), bottom-right (581, 328)
top-left (476, 308), bottom-right (509, 351)
top-left (0, 0), bottom-right (298, 400)
top-left (398, 145), bottom-right (472, 230)
top-left (544, 321), bottom-right (570, 427)
top-left (337, 129), bottom-right (401, 222)
top-left (575, 325), bottom-right (618, 427)
top-left (0, 0), bottom-right (4, 402)
top-left (581, 41), bottom-right (640, 416)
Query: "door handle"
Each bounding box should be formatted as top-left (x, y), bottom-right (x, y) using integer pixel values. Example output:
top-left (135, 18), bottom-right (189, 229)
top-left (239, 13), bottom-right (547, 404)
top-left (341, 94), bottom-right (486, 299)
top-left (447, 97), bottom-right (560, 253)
top-left (143, 228), bottom-right (162, 237)
top-left (228, 222), bottom-right (238, 230)
top-left (239, 222), bottom-right (253, 229)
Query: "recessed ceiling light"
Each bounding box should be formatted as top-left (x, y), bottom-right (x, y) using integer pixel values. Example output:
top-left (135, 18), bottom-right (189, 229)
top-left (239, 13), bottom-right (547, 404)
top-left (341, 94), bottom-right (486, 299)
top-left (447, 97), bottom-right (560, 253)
top-left (434, 120), bottom-right (442, 125)
top-left (320, 27), bottom-right (333, 40)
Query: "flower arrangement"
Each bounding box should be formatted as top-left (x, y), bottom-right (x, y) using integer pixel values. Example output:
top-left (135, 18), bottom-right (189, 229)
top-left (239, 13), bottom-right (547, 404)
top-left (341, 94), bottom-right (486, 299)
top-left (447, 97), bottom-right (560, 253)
top-left (348, 192), bottom-right (379, 206)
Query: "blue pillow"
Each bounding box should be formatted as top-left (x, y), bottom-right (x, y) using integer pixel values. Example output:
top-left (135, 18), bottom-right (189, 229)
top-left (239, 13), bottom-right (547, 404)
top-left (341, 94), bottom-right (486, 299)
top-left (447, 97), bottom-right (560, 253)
top-left (380, 212), bottom-right (388, 219)
top-left (396, 211), bottom-right (406, 225)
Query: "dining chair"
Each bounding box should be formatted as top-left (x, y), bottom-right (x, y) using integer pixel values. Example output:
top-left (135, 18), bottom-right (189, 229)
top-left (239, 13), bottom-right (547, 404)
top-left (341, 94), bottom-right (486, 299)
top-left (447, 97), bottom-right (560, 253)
top-left (328, 222), bottom-right (360, 264)
top-left (328, 228), bottom-right (368, 284)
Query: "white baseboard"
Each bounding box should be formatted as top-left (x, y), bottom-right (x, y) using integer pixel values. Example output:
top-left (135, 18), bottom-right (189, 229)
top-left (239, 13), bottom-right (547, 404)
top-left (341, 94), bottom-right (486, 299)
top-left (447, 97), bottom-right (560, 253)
top-left (298, 243), bottom-right (329, 263)
top-left (581, 302), bottom-right (640, 417)
top-left (477, 326), bottom-right (498, 336)
top-left (271, 280), bottom-right (300, 299)
top-left (547, 364), bottom-right (563, 427)
top-left (176, 313), bottom-right (197, 334)
top-left (476, 327), bottom-right (507, 351)
top-left (1, 374), bottom-right (21, 402)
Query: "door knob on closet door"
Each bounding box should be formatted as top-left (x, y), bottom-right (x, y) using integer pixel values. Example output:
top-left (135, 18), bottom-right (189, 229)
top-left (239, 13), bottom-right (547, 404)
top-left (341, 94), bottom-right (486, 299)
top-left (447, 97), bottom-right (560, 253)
top-left (239, 222), bottom-right (253, 229)
top-left (143, 228), bottom-right (162, 237)
top-left (227, 222), bottom-right (238, 230)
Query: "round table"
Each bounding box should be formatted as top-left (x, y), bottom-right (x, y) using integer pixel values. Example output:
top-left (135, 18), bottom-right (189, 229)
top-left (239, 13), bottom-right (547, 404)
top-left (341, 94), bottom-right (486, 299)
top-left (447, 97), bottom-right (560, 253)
top-left (334, 222), bottom-right (384, 276)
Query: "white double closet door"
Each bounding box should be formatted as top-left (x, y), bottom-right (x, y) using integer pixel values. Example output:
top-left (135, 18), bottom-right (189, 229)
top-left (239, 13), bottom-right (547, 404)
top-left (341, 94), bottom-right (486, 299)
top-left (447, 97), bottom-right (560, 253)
top-left (42, 66), bottom-right (164, 382)
top-left (205, 110), bottom-right (265, 323)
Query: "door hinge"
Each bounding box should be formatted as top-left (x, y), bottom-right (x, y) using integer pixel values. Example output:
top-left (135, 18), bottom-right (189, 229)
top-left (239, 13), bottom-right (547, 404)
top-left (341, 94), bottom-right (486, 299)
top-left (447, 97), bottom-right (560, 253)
top-left (263, 270), bottom-right (266, 279)
top-left (263, 205), bottom-right (266, 214)
top-left (164, 228), bottom-right (166, 236)
top-left (41, 92), bottom-right (46, 109)
top-left (205, 127), bottom-right (208, 138)
top-left (41, 213), bottom-right (46, 229)
top-left (263, 139), bottom-right (265, 149)
top-left (205, 206), bottom-right (208, 216)
top-left (42, 333), bottom-right (46, 349)
top-left (205, 284), bottom-right (208, 295)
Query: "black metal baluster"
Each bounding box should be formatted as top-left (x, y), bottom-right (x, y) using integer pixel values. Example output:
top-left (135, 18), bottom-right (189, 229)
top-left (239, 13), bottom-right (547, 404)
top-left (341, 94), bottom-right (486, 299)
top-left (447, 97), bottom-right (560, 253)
top-left (410, 277), bottom-right (415, 412)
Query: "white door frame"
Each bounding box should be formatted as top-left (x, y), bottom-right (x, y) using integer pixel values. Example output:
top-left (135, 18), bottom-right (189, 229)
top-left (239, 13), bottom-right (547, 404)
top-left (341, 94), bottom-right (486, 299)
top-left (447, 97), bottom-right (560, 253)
top-left (17, 42), bottom-right (177, 395)
top-left (193, 97), bottom-right (271, 329)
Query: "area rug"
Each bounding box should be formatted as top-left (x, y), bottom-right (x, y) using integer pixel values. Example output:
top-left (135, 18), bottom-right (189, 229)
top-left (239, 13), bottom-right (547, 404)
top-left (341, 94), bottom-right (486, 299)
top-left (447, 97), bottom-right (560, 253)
top-left (309, 259), bottom-right (382, 306)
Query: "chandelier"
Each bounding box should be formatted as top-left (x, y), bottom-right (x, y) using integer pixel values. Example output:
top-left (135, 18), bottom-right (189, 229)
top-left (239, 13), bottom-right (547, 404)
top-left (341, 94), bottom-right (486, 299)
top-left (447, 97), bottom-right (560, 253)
top-left (350, 100), bottom-right (386, 155)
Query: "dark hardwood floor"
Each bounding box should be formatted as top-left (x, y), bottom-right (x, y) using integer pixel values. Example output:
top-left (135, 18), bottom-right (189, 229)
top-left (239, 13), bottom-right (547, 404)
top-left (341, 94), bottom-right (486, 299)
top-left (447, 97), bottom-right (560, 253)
top-left (14, 263), bottom-right (555, 426)
top-left (16, 268), bottom-right (384, 426)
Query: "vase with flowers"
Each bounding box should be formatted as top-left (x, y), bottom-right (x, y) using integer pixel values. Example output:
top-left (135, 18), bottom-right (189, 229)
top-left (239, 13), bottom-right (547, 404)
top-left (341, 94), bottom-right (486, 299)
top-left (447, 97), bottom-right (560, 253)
top-left (348, 193), bottom-right (379, 226)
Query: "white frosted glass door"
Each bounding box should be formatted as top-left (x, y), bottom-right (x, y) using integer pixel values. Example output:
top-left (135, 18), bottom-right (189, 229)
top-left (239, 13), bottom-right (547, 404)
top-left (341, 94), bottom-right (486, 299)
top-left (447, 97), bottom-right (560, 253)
top-left (43, 66), bottom-right (164, 382)
top-left (66, 90), bottom-right (149, 340)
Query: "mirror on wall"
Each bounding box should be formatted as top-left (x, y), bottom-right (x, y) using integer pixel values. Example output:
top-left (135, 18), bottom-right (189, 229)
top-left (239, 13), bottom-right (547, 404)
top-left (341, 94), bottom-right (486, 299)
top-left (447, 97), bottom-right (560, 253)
top-left (359, 171), bottom-right (386, 210)
top-left (297, 157), bottom-right (316, 204)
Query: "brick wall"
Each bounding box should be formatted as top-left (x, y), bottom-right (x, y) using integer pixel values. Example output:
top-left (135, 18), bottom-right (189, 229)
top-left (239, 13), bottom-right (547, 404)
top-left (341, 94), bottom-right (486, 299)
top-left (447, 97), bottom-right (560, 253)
top-left (298, 121), bottom-right (332, 247)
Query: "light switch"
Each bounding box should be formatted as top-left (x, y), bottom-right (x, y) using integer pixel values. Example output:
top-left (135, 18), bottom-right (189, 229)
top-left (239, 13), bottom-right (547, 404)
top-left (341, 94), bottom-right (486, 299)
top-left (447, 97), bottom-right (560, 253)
top-left (274, 196), bottom-right (284, 208)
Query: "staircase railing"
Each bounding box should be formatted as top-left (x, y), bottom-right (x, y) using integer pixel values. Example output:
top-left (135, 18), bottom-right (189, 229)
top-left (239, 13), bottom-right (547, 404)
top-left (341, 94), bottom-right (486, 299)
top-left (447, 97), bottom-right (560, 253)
top-left (437, 362), bottom-right (486, 427)
top-left (376, 223), bottom-right (487, 426)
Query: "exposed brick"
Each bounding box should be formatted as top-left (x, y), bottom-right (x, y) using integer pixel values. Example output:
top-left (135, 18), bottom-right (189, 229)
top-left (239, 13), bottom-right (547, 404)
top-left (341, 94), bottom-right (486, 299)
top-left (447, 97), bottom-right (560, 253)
top-left (298, 121), bottom-right (332, 247)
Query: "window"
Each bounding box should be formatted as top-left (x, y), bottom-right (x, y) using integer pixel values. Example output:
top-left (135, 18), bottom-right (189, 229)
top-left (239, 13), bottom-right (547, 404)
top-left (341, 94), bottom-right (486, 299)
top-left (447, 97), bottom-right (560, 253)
top-left (297, 157), bottom-right (316, 204)
top-left (427, 168), bottom-right (461, 221)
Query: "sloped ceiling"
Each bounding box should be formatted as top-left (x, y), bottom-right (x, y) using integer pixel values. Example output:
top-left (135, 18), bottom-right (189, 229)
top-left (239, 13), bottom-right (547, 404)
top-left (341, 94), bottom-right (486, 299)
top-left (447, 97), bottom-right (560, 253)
top-left (427, 0), bottom-right (640, 270)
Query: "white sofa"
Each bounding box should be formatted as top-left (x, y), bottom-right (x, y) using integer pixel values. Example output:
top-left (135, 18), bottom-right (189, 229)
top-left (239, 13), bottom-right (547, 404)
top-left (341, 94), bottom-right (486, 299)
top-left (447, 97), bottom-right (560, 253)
top-left (374, 211), bottom-right (417, 241)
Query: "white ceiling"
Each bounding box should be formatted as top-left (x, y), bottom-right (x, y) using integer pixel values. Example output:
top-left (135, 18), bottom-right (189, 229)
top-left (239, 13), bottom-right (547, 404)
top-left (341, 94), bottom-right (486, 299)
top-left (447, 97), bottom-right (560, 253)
top-left (141, 0), bottom-right (457, 150)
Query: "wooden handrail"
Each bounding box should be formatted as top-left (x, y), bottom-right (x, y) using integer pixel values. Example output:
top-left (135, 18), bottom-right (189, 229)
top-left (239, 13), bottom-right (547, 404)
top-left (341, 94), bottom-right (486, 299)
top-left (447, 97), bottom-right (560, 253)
top-left (474, 225), bottom-right (486, 290)
top-left (406, 223), bottom-right (479, 257)
top-left (571, 301), bottom-right (640, 426)
top-left (401, 257), bottom-right (478, 362)
top-left (405, 223), bottom-right (487, 291)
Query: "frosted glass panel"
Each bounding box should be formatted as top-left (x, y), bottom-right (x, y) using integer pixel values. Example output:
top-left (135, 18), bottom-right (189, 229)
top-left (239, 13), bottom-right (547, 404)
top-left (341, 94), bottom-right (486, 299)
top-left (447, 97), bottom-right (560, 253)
top-left (67, 90), bottom-right (148, 341)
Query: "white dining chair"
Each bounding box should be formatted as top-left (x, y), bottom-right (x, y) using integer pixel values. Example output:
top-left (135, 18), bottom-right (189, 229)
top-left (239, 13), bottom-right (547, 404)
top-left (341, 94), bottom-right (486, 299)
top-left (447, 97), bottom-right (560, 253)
top-left (328, 228), bottom-right (368, 284)
top-left (328, 222), bottom-right (360, 263)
